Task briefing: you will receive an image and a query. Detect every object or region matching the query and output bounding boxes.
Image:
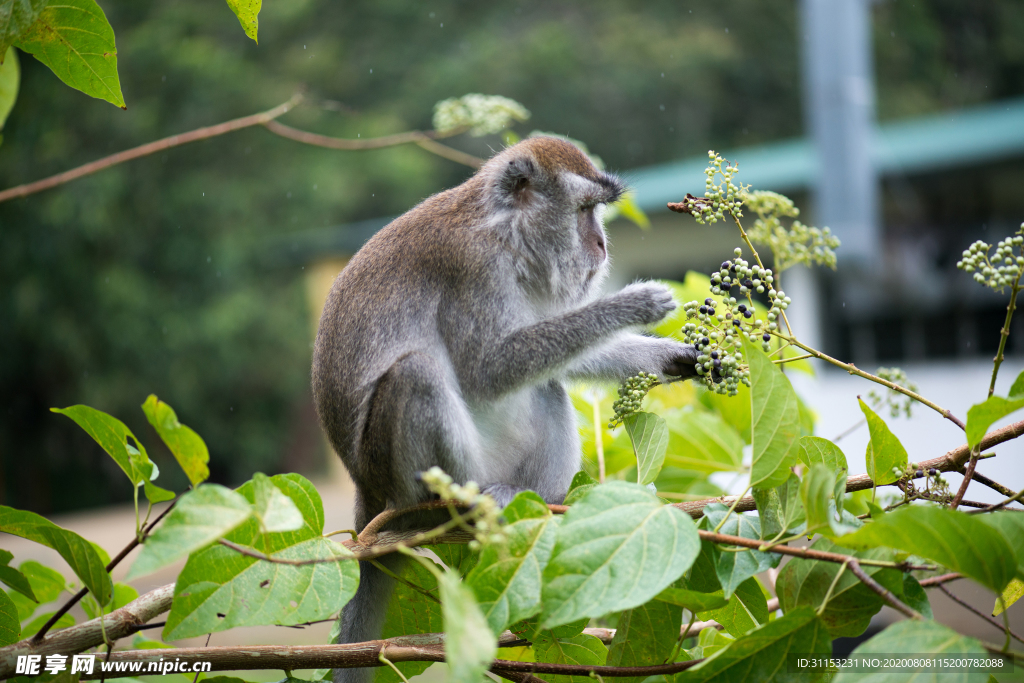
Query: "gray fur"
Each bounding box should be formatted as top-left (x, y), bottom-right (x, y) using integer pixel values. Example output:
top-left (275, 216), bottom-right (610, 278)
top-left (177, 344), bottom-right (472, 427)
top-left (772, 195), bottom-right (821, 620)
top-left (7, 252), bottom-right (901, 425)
top-left (311, 137), bottom-right (696, 683)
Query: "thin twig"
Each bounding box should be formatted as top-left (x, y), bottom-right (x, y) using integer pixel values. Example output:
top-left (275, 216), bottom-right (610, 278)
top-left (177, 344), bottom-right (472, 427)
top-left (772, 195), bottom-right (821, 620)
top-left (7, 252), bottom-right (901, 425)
top-left (970, 487), bottom-right (1024, 514)
top-left (938, 585), bottom-right (1024, 646)
top-left (32, 499), bottom-right (178, 642)
top-left (918, 573), bottom-right (962, 587)
top-left (848, 560), bottom-right (922, 620)
top-left (772, 352), bottom-right (814, 365)
top-left (0, 96), bottom-right (303, 204)
top-left (968, 470), bottom-right (1018, 499)
top-left (832, 419), bottom-right (866, 443)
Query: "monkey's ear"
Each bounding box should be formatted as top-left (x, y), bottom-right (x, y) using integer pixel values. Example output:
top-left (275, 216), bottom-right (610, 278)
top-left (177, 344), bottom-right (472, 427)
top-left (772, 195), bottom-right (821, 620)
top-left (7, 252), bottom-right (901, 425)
top-left (498, 156), bottom-right (536, 200)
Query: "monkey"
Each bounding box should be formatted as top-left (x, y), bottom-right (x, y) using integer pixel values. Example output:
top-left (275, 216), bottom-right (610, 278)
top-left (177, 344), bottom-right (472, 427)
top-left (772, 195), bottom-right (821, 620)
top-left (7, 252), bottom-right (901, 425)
top-left (311, 136), bottom-right (697, 682)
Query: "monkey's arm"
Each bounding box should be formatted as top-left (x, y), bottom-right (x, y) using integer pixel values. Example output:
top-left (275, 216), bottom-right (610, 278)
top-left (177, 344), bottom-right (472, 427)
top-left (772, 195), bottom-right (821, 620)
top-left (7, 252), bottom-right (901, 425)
top-left (565, 332), bottom-right (697, 383)
top-left (469, 282), bottom-right (680, 396)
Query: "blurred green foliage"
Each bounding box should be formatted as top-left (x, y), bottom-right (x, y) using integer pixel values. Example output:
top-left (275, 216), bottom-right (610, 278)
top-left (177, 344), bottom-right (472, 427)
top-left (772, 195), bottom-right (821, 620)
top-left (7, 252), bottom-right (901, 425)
top-left (1, 0), bottom-right (1022, 513)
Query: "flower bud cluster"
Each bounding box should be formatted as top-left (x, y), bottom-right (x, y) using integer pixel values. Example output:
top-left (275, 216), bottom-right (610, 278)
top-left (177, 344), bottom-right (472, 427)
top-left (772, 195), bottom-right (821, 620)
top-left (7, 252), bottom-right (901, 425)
top-left (711, 248), bottom-right (775, 297)
top-left (608, 372), bottom-right (658, 428)
top-left (956, 226), bottom-right (1024, 292)
top-left (867, 367), bottom-right (919, 419)
top-left (421, 466), bottom-right (504, 549)
top-left (682, 152), bottom-right (746, 224)
top-left (743, 191), bottom-right (840, 272)
top-left (433, 94), bottom-right (531, 137)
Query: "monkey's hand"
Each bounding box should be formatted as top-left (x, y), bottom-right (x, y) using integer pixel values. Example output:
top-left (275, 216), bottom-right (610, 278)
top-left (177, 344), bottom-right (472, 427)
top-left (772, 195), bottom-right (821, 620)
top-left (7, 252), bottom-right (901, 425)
top-left (660, 341), bottom-right (699, 381)
top-left (611, 282), bottom-right (678, 326)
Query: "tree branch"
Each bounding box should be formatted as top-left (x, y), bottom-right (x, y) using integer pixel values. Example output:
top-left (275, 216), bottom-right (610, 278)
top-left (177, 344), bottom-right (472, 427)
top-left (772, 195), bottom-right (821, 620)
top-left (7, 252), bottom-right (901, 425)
top-left (938, 585), bottom-right (1024, 646)
top-left (0, 96), bottom-right (303, 204)
top-left (673, 416), bottom-right (1024, 519)
top-left (918, 573), bottom-right (962, 587)
top-left (848, 560), bottom-right (922, 620)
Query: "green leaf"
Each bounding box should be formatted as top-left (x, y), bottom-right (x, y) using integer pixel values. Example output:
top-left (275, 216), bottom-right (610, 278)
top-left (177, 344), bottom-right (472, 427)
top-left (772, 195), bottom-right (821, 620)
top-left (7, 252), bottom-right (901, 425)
top-left (798, 436), bottom-right (848, 515)
top-left (902, 574), bottom-right (932, 620)
top-left (0, 0), bottom-right (47, 55)
top-left (607, 599), bottom-right (682, 683)
top-left (680, 607), bottom-right (831, 682)
top-left (0, 507), bottom-right (111, 605)
top-left (467, 491), bottom-right (558, 633)
top-left (224, 0), bottom-right (261, 43)
top-left (251, 473), bottom-right (303, 533)
top-left (776, 538), bottom-right (902, 637)
top-left (0, 589), bottom-right (19, 646)
top-left (532, 619), bottom-right (608, 683)
top-left (837, 505), bottom-right (1017, 592)
top-left (624, 412), bottom-right (669, 485)
top-left (10, 561), bottom-right (65, 620)
top-left (994, 577), bottom-right (1024, 616)
top-left (966, 391), bottom-right (1024, 451)
top-left (746, 339), bottom-right (801, 488)
top-left (563, 470), bottom-right (597, 505)
top-left (695, 576), bottom-right (768, 638)
top-left (610, 191), bottom-right (650, 229)
top-left (700, 383), bottom-right (752, 444)
top-left (655, 585), bottom-right (730, 612)
top-left (375, 559), bottom-right (442, 683)
top-left (801, 464), bottom-right (855, 536)
top-left (700, 504), bottom-right (779, 599)
top-left (13, 0), bottom-right (125, 108)
top-left (664, 410), bottom-right (745, 474)
top-left (0, 551), bottom-right (34, 602)
top-left (752, 473), bottom-right (805, 540)
top-left (540, 481), bottom-right (700, 629)
top-left (428, 543), bottom-right (478, 578)
top-left (0, 45), bottom-right (17, 129)
top-left (833, 619), bottom-right (990, 683)
top-left (163, 476), bottom-right (355, 640)
top-left (51, 405), bottom-right (173, 504)
top-left (976, 511), bottom-right (1024, 580)
top-left (439, 570), bottom-right (496, 683)
top-left (142, 395), bottom-right (210, 486)
top-left (859, 399), bottom-right (908, 486)
top-left (128, 484), bottom-right (253, 579)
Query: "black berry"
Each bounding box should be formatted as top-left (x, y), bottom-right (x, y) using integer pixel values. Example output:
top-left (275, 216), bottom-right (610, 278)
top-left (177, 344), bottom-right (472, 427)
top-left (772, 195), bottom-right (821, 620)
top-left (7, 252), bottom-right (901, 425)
top-left (743, 310), bottom-right (753, 319)
top-left (743, 279), bottom-right (753, 288)
top-left (721, 261), bottom-right (731, 270)
top-left (713, 359), bottom-right (721, 368)
top-left (705, 298), bottom-right (714, 306)
top-left (699, 306), bottom-right (708, 314)
top-left (733, 319), bottom-right (741, 326)
top-left (738, 304), bottom-right (747, 312)
top-left (710, 351), bottom-right (718, 359)
top-left (762, 333), bottom-right (771, 342)
top-left (701, 337), bottom-right (710, 346)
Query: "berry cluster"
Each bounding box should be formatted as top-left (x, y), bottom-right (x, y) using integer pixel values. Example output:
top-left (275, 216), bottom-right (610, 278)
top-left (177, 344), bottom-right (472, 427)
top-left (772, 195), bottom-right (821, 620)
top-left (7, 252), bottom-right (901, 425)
top-left (744, 190), bottom-right (840, 271)
top-left (420, 466), bottom-right (504, 549)
top-left (677, 152), bottom-right (747, 224)
top-left (608, 372), bottom-right (659, 428)
top-left (867, 367), bottom-right (919, 419)
top-left (956, 226), bottom-right (1024, 292)
top-left (711, 249), bottom-right (775, 297)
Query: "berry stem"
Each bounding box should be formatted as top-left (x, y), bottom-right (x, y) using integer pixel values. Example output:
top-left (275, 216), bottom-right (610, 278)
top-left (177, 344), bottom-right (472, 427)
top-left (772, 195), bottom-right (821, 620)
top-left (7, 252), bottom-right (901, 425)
top-left (771, 353), bottom-right (813, 365)
top-left (987, 264), bottom-right (1023, 398)
top-left (711, 483), bottom-right (752, 533)
top-left (730, 212), bottom-right (796, 336)
top-left (776, 333), bottom-right (967, 431)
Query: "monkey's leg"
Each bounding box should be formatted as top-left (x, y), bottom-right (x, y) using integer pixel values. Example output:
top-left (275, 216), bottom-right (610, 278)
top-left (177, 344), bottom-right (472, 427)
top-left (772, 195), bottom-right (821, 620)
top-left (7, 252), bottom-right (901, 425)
top-left (333, 554), bottom-right (405, 683)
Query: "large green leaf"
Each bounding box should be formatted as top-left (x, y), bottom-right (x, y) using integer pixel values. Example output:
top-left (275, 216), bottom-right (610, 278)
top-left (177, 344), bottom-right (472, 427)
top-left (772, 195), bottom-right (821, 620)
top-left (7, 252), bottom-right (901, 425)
top-left (531, 619), bottom-right (608, 683)
top-left (164, 475), bottom-right (355, 640)
top-left (0, 45), bottom-right (17, 131)
top-left (128, 484), bottom-right (253, 579)
top-left (607, 599), bottom-right (682, 683)
top-left (142, 395), bottom-right (210, 486)
top-left (655, 581), bottom-right (730, 612)
top-left (51, 405), bottom-right (173, 504)
top-left (0, 588), bottom-right (19, 646)
top-left (0, 550), bottom-right (34, 602)
top-left (695, 576), bottom-right (768, 638)
top-left (428, 543), bottom-right (478, 578)
top-left (678, 607), bottom-right (832, 682)
top-left (902, 575), bottom-right (933, 620)
top-left (225, 0), bottom-right (261, 42)
top-left (562, 470), bottom-right (597, 506)
top-left (798, 436), bottom-right (848, 514)
top-left (0, 506), bottom-right (111, 605)
top-left (859, 399), bottom-right (908, 486)
top-left (836, 505), bottom-right (1017, 592)
top-left (746, 339), bottom-right (801, 488)
top-left (540, 481), bottom-right (700, 628)
top-left (8, 561), bottom-right (65, 620)
top-left (624, 412), bottom-right (669, 485)
top-left (375, 559), bottom-right (442, 683)
top-left (776, 538), bottom-right (902, 637)
top-left (467, 491), bottom-right (558, 633)
top-left (13, 0), bottom-right (125, 108)
top-left (994, 577), bottom-right (1024, 616)
top-left (977, 511), bottom-right (1024, 582)
top-left (700, 383), bottom-right (752, 444)
top-left (439, 570), bottom-right (496, 683)
top-left (700, 504), bottom-right (779, 598)
top-left (833, 619), bottom-right (992, 683)
top-left (664, 410), bottom-right (745, 474)
top-left (0, 0), bottom-right (47, 55)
